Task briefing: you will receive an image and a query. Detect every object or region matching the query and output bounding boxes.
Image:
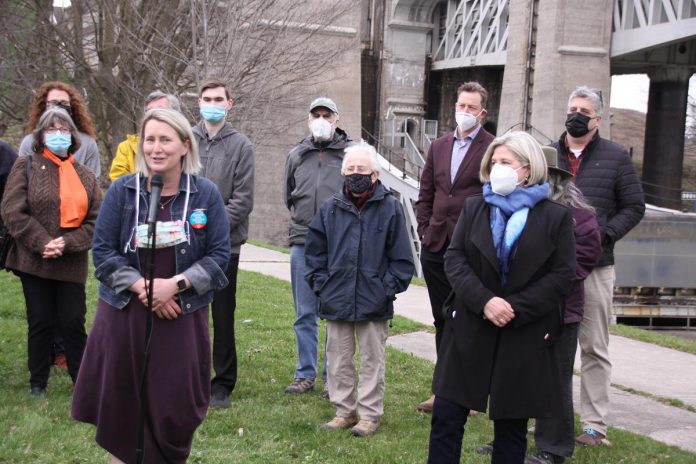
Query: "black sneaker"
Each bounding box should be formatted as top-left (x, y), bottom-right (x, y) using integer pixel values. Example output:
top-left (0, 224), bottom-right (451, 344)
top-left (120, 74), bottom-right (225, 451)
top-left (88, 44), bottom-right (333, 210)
top-left (209, 391), bottom-right (230, 409)
top-left (29, 386), bottom-right (45, 398)
top-left (525, 450), bottom-right (565, 464)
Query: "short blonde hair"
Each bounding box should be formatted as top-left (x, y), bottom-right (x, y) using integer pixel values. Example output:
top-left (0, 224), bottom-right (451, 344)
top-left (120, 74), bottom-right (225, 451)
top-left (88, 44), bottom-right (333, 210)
top-left (479, 131), bottom-right (548, 185)
top-left (136, 109), bottom-right (201, 176)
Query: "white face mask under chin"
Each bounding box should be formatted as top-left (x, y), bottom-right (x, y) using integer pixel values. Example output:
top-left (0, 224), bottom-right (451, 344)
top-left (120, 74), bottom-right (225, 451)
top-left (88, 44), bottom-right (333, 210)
top-left (455, 111), bottom-right (479, 133)
top-left (489, 163), bottom-right (524, 196)
top-left (309, 118), bottom-right (334, 142)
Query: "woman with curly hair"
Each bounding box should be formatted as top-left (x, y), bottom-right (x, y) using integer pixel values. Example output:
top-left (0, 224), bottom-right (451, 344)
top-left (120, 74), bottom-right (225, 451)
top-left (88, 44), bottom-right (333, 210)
top-left (18, 81), bottom-right (101, 177)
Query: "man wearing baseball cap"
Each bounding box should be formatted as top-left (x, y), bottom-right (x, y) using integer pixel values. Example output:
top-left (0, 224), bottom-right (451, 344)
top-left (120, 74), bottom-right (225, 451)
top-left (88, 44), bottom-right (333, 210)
top-left (283, 97), bottom-right (351, 395)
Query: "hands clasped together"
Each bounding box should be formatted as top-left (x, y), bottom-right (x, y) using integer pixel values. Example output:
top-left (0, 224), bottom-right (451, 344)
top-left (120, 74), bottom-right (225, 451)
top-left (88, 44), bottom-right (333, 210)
top-left (42, 237), bottom-right (65, 259)
top-left (483, 296), bottom-right (515, 328)
top-left (129, 277), bottom-right (183, 320)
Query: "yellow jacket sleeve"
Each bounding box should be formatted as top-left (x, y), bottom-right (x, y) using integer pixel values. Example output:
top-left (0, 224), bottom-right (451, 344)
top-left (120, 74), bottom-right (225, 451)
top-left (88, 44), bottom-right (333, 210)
top-left (108, 135), bottom-right (138, 181)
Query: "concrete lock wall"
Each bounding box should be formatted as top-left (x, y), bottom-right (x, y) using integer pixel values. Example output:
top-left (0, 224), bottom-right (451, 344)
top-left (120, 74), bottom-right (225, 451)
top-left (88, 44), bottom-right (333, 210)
top-left (498, 0), bottom-right (613, 143)
top-left (248, 6), bottom-right (363, 246)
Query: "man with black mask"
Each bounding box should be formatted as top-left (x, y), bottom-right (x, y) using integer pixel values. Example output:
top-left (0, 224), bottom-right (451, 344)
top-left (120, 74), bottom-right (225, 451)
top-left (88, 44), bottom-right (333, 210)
top-left (283, 98), bottom-right (351, 397)
top-left (547, 86), bottom-right (644, 456)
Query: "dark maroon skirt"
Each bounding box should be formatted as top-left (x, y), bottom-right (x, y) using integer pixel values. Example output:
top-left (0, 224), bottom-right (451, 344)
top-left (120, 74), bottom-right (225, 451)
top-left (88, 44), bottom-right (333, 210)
top-left (72, 233), bottom-right (210, 463)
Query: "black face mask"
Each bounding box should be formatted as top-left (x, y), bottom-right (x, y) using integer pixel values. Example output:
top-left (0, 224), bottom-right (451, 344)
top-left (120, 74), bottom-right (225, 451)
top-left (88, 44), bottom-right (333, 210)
top-left (345, 173), bottom-right (373, 194)
top-left (565, 112), bottom-right (592, 137)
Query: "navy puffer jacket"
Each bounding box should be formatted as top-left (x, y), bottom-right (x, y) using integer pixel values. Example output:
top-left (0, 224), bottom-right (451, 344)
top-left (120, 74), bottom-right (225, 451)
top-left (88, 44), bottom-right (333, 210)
top-left (304, 181), bottom-right (414, 321)
top-left (554, 132), bottom-right (645, 266)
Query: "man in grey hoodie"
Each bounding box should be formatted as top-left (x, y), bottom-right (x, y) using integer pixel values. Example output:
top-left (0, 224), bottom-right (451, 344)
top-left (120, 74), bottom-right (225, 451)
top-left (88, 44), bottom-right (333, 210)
top-left (283, 97), bottom-right (351, 395)
top-left (192, 78), bottom-right (255, 409)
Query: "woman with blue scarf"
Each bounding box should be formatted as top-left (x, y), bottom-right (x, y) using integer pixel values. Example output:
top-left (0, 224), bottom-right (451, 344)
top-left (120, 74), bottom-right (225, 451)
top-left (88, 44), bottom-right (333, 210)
top-left (427, 131), bottom-right (576, 464)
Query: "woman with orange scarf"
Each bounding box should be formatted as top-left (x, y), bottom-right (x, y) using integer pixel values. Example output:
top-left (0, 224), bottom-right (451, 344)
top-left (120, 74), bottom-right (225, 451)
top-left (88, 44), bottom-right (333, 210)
top-left (1, 108), bottom-right (102, 397)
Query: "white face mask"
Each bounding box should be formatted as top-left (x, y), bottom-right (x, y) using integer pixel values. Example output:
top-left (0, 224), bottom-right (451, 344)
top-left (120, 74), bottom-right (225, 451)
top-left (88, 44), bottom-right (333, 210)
top-left (455, 111), bottom-right (480, 133)
top-left (309, 117), bottom-right (334, 142)
top-left (490, 163), bottom-right (524, 196)
top-left (135, 220), bottom-right (189, 249)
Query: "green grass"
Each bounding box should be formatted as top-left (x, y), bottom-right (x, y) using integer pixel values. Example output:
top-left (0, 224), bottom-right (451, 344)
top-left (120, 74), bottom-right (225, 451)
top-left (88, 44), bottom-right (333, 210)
top-left (0, 269), bottom-right (694, 462)
top-left (610, 324), bottom-right (696, 355)
top-left (247, 239), bottom-right (290, 254)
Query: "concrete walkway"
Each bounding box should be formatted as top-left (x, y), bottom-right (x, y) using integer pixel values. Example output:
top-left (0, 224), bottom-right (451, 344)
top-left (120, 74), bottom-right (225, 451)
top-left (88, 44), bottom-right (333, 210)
top-left (240, 243), bottom-right (696, 454)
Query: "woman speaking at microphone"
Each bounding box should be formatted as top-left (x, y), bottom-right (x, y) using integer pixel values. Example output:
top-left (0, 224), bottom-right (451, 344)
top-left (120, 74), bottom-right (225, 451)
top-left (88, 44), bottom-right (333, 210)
top-left (72, 109), bottom-right (231, 464)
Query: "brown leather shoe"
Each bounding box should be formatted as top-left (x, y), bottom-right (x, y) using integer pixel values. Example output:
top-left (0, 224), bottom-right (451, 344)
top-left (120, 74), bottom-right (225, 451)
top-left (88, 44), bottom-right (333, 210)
top-left (284, 378), bottom-right (315, 394)
top-left (322, 416), bottom-right (358, 430)
top-left (417, 395), bottom-right (435, 412)
top-left (351, 419), bottom-right (380, 437)
top-left (575, 428), bottom-right (611, 447)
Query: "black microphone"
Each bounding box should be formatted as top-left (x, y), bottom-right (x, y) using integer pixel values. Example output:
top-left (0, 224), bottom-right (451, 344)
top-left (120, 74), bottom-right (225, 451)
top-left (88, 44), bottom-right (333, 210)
top-left (147, 174), bottom-right (164, 236)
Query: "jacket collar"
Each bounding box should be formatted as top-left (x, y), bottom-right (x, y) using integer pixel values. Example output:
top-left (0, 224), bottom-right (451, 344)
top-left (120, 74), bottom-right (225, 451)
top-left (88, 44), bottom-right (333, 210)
top-left (123, 172), bottom-right (198, 195)
top-left (469, 201), bottom-right (500, 278)
top-left (192, 120), bottom-right (237, 141)
top-left (332, 180), bottom-right (390, 211)
top-left (505, 202), bottom-right (556, 290)
top-left (296, 128), bottom-right (351, 156)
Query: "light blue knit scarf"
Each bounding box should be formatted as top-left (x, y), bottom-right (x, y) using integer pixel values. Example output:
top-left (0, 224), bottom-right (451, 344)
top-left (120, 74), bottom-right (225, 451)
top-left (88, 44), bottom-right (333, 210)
top-left (483, 182), bottom-right (549, 285)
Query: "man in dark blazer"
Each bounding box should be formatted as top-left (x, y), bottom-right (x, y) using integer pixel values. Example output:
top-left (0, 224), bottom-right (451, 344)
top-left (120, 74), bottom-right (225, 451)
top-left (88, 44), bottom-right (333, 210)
top-left (415, 81), bottom-right (495, 412)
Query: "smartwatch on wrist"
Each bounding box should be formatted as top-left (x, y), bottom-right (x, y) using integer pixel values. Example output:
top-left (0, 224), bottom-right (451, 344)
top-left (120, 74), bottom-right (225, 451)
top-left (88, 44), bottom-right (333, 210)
top-left (175, 275), bottom-right (187, 293)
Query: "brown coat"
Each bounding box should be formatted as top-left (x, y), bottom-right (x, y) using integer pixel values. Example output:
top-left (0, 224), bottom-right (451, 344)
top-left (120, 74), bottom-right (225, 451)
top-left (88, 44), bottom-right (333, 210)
top-left (416, 127), bottom-right (495, 253)
top-left (0, 154), bottom-right (102, 283)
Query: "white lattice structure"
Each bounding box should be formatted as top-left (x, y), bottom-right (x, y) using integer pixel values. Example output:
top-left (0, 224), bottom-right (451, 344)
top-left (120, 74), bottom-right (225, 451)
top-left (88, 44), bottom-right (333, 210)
top-left (611, 0), bottom-right (696, 56)
top-left (431, 0), bottom-right (509, 70)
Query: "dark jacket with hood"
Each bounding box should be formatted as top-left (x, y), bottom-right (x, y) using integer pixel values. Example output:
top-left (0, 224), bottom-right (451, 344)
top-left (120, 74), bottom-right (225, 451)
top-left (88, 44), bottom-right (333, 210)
top-left (304, 181), bottom-right (414, 322)
top-left (553, 132), bottom-right (645, 266)
top-left (0, 141), bottom-right (18, 216)
top-left (193, 121), bottom-right (255, 254)
top-left (284, 128), bottom-right (351, 245)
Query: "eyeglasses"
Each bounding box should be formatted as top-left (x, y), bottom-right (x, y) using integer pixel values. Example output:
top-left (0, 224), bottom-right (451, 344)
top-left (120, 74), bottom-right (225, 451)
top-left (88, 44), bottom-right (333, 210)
top-left (45, 128), bottom-right (71, 135)
top-left (47, 100), bottom-right (71, 107)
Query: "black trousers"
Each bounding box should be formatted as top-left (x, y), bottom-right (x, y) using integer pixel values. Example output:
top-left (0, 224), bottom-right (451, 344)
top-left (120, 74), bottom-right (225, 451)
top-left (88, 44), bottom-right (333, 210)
top-left (210, 254), bottom-right (239, 396)
top-left (19, 272), bottom-right (87, 388)
top-left (535, 322), bottom-right (580, 457)
top-left (420, 247), bottom-right (451, 352)
top-left (428, 396), bottom-right (528, 464)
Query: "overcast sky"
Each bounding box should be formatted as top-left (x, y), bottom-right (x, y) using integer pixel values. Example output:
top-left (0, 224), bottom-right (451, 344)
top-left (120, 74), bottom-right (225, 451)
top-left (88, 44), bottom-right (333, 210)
top-left (611, 74), bottom-right (696, 114)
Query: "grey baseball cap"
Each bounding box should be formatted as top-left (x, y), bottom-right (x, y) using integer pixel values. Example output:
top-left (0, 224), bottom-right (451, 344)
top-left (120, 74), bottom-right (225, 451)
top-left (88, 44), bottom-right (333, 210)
top-left (309, 97), bottom-right (339, 115)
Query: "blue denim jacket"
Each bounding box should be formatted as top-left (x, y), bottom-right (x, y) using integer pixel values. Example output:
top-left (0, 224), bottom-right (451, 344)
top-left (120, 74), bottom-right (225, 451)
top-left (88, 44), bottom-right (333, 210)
top-left (93, 173), bottom-right (231, 313)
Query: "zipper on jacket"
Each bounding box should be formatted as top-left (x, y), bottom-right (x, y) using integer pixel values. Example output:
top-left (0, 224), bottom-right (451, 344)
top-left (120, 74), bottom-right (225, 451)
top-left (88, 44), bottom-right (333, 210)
top-left (314, 150), bottom-right (324, 214)
top-left (353, 205), bottom-right (362, 322)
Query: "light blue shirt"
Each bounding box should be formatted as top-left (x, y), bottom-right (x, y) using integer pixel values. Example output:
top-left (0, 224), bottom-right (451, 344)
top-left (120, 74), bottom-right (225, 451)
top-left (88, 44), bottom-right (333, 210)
top-left (450, 125), bottom-right (481, 183)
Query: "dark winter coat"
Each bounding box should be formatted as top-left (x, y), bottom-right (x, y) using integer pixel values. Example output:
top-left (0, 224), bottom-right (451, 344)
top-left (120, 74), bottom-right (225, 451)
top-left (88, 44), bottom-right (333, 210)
top-left (416, 127), bottom-right (495, 253)
top-left (284, 128), bottom-right (352, 245)
top-left (304, 181), bottom-right (414, 322)
top-left (434, 195), bottom-right (575, 420)
top-left (564, 207), bottom-right (601, 323)
top-left (554, 132), bottom-right (645, 266)
top-left (0, 141), bottom-right (17, 219)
